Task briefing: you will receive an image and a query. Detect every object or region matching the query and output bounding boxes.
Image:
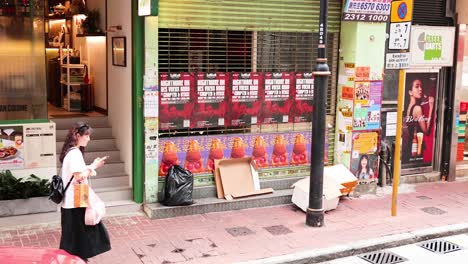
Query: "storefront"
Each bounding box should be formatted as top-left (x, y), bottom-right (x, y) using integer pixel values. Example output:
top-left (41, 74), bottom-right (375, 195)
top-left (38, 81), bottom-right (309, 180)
top-left (139, 0), bottom-right (344, 203)
top-left (1, 1), bottom-right (136, 206)
top-left (379, 0), bottom-right (455, 181)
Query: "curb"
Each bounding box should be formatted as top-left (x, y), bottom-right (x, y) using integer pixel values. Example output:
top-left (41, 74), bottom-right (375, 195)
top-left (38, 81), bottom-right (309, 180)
top-left (237, 222), bottom-right (468, 264)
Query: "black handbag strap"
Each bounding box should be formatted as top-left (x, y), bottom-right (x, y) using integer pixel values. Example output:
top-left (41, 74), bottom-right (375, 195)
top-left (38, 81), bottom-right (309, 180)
top-left (63, 175), bottom-right (74, 193)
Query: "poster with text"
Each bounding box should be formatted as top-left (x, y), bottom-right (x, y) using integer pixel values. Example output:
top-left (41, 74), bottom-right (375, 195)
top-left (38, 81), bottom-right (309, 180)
top-left (292, 72), bottom-right (314, 123)
top-left (229, 72), bottom-right (263, 126)
top-left (0, 126), bottom-right (24, 169)
top-left (351, 131), bottom-right (379, 182)
top-left (193, 72), bottom-right (229, 128)
top-left (262, 72), bottom-right (294, 124)
top-left (401, 72), bottom-right (438, 169)
top-left (159, 72), bottom-right (195, 130)
top-left (23, 123), bottom-right (56, 169)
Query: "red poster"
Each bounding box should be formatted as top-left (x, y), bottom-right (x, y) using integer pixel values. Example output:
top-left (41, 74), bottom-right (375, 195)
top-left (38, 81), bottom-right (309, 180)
top-left (159, 72), bottom-right (195, 130)
top-left (228, 72), bottom-right (263, 126)
top-left (193, 72), bottom-right (229, 128)
top-left (292, 72), bottom-right (314, 123)
top-left (261, 72), bottom-right (294, 124)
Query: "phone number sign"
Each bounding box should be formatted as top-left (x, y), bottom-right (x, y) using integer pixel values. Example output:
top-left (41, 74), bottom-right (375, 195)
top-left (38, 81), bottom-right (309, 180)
top-left (343, 0), bottom-right (391, 22)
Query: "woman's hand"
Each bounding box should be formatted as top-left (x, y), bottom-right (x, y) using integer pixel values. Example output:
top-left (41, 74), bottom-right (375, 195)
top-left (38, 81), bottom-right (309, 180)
top-left (91, 156), bottom-right (108, 170)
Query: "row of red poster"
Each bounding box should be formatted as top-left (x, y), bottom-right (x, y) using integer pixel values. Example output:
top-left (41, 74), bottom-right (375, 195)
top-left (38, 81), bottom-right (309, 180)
top-left (159, 72), bottom-right (314, 130)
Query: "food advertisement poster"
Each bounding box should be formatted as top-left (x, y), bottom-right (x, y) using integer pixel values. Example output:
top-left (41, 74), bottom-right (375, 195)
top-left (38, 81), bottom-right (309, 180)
top-left (23, 123), bottom-right (56, 169)
top-left (401, 71), bottom-right (438, 169)
top-left (293, 72), bottom-right (314, 123)
top-left (351, 131), bottom-right (379, 182)
top-left (193, 72), bottom-right (229, 128)
top-left (158, 131), bottom-right (328, 176)
top-left (262, 72), bottom-right (294, 124)
top-left (0, 126), bottom-right (24, 169)
top-left (159, 72), bottom-right (195, 130)
top-left (229, 72), bottom-right (263, 126)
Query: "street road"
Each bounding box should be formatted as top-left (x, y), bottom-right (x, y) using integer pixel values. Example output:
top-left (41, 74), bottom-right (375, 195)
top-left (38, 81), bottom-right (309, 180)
top-left (321, 234), bottom-right (468, 264)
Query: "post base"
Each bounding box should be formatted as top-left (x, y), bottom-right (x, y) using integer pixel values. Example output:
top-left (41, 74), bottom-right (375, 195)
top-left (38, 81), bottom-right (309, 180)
top-left (306, 208), bottom-right (324, 227)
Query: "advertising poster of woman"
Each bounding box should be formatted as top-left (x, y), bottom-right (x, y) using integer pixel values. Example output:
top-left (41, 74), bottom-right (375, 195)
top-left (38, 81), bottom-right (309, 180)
top-left (401, 71), bottom-right (438, 169)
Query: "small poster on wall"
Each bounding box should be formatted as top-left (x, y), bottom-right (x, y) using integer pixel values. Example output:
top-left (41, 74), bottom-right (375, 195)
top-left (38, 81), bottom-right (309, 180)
top-left (159, 72), bottom-right (195, 130)
top-left (401, 71), bottom-right (438, 169)
top-left (262, 72), bottom-right (294, 124)
top-left (193, 72), bottom-right (229, 128)
top-left (351, 131), bottom-right (379, 182)
top-left (228, 72), bottom-right (264, 127)
top-left (292, 72), bottom-right (314, 123)
top-left (0, 126), bottom-right (24, 169)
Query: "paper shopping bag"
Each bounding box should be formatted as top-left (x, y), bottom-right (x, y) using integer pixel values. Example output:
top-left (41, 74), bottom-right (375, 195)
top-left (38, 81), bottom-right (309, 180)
top-left (74, 183), bottom-right (89, 208)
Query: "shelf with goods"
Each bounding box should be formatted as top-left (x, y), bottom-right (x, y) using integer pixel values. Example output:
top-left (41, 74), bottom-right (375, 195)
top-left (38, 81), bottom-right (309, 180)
top-left (59, 48), bottom-right (86, 112)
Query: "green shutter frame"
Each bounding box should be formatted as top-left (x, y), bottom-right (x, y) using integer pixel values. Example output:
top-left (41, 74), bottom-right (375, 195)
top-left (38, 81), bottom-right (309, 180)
top-left (158, 0), bottom-right (342, 33)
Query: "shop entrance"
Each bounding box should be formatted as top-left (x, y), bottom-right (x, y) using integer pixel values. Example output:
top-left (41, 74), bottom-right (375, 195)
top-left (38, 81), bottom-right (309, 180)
top-left (45, 0), bottom-right (107, 119)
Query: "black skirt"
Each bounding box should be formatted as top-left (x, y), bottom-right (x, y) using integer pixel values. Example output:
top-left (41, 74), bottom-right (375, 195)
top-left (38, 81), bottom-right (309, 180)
top-left (60, 208), bottom-right (111, 260)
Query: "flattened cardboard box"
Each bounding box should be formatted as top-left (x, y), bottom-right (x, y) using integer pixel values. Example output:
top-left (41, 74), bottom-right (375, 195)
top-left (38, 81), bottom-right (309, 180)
top-left (215, 157), bottom-right (273, 199)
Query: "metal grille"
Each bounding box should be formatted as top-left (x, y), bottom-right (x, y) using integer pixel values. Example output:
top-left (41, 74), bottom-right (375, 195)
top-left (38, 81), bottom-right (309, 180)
top-left (413, 0), bottom-right (452, 26)
top-left (358, 251), bottom-right (407, 264)
top-left (419, 240), bottom-right (462, 254)
top-left (420, 206), bottom-right (447, 215)
top-left (158, 29), bottom-right (339, 114)
top-left (225, 226), bottom-right (255, 237)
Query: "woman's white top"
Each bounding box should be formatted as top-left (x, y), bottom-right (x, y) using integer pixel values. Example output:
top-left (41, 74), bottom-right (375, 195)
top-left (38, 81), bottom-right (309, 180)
top-left (61, 147), bottom-right (88, 208)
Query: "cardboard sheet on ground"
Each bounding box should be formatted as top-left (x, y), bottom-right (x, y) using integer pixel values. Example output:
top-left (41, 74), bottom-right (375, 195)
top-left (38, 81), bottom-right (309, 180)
top-left (216, 157), bottom-right (273, 200)
top-left (291, 175), bottom-right (343, 212)
top-left (324, 164), bottom-right (358, 195)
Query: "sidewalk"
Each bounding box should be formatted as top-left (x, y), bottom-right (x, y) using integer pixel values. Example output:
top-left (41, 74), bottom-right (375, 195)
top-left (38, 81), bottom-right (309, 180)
top-left (2, 180), bottom-right (468, 264)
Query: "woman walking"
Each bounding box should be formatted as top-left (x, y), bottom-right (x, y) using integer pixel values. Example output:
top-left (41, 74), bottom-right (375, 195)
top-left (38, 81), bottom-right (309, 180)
top-left (59, 122), bottom-right (111, 262)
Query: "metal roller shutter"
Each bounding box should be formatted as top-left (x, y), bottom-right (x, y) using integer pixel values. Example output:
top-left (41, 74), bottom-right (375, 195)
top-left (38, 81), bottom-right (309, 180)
top-left (412, 0), bottom-right (452, 26)
top-left (158, 0), bottom-right (342, 33)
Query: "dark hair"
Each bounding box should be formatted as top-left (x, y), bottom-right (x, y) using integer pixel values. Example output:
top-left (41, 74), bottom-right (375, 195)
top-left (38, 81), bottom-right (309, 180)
top-left (356, 154), bottom-right (370, 177)
top-left (59, 122), bottom-right (92, 163)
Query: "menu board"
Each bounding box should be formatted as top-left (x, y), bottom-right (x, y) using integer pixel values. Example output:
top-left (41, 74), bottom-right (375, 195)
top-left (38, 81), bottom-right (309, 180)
top-left (23, 123), bottom-right (56, 169)
top-left (229, 72), bottom-right (263, 126)
top-left (193, 72), bottom-right (229, 128)
top-left (262, 72), bottom-right (294, 124)
top-left (0, 126), bottom-right (24, 169)
top-left (159, 72), bottom-right (195, 130)
top-left (293, 72), bottom-right (314, 123)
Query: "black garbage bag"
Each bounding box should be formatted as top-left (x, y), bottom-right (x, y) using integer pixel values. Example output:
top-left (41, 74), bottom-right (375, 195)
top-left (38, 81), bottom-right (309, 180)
top-left (161, 165), bottom-right (194, 206)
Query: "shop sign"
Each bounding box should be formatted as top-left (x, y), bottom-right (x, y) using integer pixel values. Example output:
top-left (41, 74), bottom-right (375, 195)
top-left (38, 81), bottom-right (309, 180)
top-left (342, 0), bottom-right (391, 22)
top-left (401, 71), bottom-right (438, 169)
top-left (385, 53), bottom-right (410, 69)
top-left (409, 26), bottom-right (456, 67)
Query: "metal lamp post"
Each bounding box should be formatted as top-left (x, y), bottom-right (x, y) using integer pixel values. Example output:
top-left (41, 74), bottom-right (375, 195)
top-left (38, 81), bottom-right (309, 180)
top-left (306, 0), bottom-right (330, 227)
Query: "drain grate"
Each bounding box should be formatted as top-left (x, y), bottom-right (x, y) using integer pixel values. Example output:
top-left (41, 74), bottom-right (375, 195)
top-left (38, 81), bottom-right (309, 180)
top-left (225, 226), bottom-right (255, 237)
top-left (264, 225), bottom-right (292, 236)
top-left (419, 240), bottom-right (462, 254)
top-left (420, 206), bottom-right (447, 215)
top-left (416, 195), bottom-right (432, 200)
top-left (358, 251), bottom-right (407, 264)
